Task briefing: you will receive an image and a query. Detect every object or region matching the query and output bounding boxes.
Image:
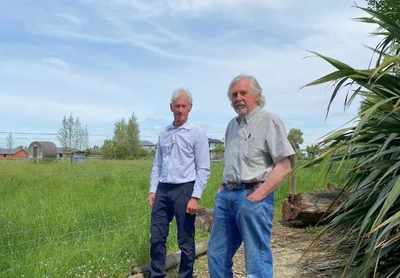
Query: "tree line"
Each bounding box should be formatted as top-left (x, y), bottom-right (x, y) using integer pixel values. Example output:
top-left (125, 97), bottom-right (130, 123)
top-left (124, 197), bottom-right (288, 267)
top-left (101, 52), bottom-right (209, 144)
top-left (5, 116), bottom-right (318, 160)
top-left (57, 112), bottom-right (153, 159)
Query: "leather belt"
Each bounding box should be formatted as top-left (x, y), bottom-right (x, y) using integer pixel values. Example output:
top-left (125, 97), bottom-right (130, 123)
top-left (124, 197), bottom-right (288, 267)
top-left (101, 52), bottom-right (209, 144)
top-left (224, 182), bottom-right (262, 190)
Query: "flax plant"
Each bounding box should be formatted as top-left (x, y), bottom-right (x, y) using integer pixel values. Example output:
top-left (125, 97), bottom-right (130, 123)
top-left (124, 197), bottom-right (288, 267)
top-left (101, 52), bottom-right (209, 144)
top-left (302, 7), bottom-right (400, 278)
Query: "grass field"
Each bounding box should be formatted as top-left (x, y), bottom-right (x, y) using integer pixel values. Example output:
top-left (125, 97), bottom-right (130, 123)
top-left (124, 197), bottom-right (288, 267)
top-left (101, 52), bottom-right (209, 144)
top-left (0, 159), bottom-right (350, 277)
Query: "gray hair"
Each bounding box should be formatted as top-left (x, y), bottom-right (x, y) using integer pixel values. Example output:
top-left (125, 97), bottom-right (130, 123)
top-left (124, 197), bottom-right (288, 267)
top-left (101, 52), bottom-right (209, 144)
top-left (227, 74), bottom-right (265, 107)
top-left (171, 88), bottom-right (193, 104)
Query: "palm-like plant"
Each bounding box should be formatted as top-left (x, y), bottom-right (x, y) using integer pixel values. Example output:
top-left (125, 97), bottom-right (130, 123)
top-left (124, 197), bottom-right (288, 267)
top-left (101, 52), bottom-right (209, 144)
top-left (302, 6), bottom-right (400, 277)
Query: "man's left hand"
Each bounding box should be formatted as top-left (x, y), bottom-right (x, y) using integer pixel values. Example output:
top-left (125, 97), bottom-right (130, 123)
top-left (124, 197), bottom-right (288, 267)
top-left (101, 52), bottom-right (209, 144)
top-left (186, 197), bottom-right (200, 215)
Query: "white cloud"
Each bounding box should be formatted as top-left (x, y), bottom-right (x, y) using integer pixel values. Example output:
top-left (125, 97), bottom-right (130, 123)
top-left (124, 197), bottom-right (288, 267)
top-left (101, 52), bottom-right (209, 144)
top-left (57, 13), bottom-right (84, 27)
top-left (0, 0), bottom-right (381, 148)
top-left (0, 92), bottom-right (130, 123)
top-left (44, 57), bottom-right (70, 69)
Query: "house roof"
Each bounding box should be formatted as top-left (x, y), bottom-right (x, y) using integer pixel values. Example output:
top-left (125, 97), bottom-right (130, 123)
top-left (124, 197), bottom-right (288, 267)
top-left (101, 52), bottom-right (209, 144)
top-left (0, 148), bottom-right (27, 155)
top-left (208, 138), bottom-right (223, 144)
top-left (57, 147), bottom-right (80, 154)
top-left (140, 140), bottom-right (156, 147)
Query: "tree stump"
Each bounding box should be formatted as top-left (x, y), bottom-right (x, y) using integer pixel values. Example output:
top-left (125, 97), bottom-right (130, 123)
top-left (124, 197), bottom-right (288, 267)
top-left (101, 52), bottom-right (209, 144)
top-left (282, 184), bottom-right (346, 226)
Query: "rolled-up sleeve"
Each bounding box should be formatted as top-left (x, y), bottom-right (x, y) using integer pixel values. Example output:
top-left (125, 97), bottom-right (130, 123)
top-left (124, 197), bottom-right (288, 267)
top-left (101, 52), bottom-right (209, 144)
top-left (266, 117), bottom-right (295, 164)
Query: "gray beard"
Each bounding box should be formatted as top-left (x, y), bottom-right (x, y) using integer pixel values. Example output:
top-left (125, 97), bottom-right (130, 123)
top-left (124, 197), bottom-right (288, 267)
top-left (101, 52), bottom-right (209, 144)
top-left (235, 106), bottom-right (248, 116)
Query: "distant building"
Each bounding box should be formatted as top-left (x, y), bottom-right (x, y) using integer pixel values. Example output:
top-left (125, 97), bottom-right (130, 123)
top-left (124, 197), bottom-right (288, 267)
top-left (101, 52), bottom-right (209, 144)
top-left (208, 138), bottom-right (223, 150)
top-left (28, 141), bottom-right (58, 159)
top-left (0, 148), bottom-right (28, 160)
top-left (57, 147), bottom-right (85, 163)
top-left (140, 140), bottom-right (156, 152)
top-left (208, 138), bottom-right (224, 160)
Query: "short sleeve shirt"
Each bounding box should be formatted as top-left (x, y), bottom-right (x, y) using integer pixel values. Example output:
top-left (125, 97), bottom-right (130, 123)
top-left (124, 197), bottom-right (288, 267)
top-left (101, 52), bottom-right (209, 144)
top-left (223, 107), bottom-right (295, 183)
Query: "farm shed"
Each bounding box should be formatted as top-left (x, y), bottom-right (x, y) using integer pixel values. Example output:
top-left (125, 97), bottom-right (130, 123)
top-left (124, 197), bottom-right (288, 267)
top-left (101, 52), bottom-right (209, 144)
top-left (28, 141), bottom-right (58, 159)
top-left (58, 148), bottom-right (85, 164)
top-left (0, 148), bottom-right (28, 160)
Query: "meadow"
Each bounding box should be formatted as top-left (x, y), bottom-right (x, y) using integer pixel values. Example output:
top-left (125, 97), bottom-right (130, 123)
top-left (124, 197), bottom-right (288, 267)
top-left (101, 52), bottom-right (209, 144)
top-left (0, 159), bottom-right (349, 277)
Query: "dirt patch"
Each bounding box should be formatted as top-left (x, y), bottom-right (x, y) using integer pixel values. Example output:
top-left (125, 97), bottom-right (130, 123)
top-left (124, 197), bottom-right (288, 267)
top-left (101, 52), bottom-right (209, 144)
top-left (166, 221), bottom-right (340, 277)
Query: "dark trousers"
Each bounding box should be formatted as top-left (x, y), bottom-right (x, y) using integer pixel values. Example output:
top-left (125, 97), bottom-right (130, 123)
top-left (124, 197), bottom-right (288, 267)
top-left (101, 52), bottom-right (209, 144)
top-left (150, 181), bottom-right (196, 278)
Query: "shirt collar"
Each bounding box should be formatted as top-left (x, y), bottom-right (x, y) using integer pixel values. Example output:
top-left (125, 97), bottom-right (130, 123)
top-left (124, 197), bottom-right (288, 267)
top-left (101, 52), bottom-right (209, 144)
top-left (236, 106), bottom-right (262, 124)
top-left (167, 120), bottom-right (192, 131)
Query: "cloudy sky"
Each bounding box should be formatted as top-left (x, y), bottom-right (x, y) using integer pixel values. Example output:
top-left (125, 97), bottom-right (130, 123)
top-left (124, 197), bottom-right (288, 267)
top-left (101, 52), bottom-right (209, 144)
top-left (0, 0), bottom-right (380, 148)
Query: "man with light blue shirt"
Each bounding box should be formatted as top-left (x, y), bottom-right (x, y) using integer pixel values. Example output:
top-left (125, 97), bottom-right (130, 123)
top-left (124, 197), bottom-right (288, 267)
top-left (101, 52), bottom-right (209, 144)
top-left (148, 88), bottom-right (210, 278)
top-left (208, 75), bottom-right (295, 278)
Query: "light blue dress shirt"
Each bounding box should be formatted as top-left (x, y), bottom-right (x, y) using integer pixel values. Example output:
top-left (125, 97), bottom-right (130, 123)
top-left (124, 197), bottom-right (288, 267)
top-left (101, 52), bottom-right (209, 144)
top-left (150, 121), bottom-right (210, 199)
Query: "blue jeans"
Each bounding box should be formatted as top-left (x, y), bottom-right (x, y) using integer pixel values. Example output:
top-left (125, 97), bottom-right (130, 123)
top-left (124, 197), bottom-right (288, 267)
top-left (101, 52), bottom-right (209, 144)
top-left (207, 188), bottom-right (274, 278)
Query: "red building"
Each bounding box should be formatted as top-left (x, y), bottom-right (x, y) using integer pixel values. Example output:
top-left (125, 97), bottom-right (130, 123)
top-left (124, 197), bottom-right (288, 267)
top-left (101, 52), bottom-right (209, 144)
top-left (0, 148), bottom-right (28, 160)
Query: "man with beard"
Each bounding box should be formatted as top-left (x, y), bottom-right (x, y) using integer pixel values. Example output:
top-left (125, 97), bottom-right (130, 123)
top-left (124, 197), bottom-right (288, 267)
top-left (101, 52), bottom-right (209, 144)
top-left (207, 75), bottom-right (294, 278)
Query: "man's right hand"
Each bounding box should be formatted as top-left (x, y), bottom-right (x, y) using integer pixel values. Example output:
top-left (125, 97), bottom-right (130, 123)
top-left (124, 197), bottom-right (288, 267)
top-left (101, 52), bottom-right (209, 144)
top-left (148, 193), bottom-right (155, 207)
top-left (217, 182), bottom-right (225, 193)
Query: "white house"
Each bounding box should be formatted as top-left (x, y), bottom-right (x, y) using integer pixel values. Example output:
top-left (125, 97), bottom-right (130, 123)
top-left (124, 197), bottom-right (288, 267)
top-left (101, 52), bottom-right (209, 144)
top-left (208, 138), bottom-right (224, 160)
top-left (140, 141), bottom-right (156, 152)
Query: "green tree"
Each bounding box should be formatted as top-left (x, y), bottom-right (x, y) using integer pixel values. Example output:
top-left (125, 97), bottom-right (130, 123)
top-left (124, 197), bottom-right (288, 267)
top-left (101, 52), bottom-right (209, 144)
top-left (302, 6), bottom-right (400, 277)
top-left (306, 144), bottom-right (319, 159)
top-left (287, 128), bottom-right (304, 150)
top-left (86, 145), bottom-right (101, 155)
top-left (102, 113), bottom-right (140, 159)
top-left (57, 114), bottom-right (89, 150)
top-left (213, 144), bottom-right (224, 154)
top-left (126, 113), bottom-right (140, 157)
top-left (101, 139), bottom-right (115, 159)
top-left (367, 0), bottom-right (400, 14)
top-left (287, 128), bottom-right (304, 159)
top-left (212, 144), bottom-right (224, 160)
top-left (361, 1), bottom-right (400, 118)
top-left (112, 113), bottom-right (140, 159)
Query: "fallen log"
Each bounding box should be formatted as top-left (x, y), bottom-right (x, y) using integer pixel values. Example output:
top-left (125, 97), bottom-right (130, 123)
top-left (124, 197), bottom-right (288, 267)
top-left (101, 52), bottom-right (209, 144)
top-left (129, 208), bottom-right (213, 277)
top-left (130, 240), bottom-right (208, 277)
top-left (282, 184), bottom-right (346, 226)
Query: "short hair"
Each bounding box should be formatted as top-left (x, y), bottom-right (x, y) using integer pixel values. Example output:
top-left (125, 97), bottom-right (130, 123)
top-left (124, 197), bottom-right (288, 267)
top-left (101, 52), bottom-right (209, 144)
top-left (171, 88), bottom-right (193, 104)
top-left (227, 74), bottom-right (265, 107)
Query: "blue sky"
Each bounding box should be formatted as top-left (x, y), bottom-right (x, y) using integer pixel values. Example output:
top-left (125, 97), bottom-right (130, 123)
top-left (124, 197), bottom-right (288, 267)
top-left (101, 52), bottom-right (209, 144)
top-left (0, 0), bottom-right (379, 148)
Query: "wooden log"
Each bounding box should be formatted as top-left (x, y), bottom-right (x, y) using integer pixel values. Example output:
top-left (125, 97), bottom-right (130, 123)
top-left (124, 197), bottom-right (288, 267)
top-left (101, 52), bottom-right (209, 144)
top-left (282, 184), bottom-right (346, 225)
top-left (196, 207), bottom-right (214, 232)
top-left (130, 240), bottom-right (209, 277)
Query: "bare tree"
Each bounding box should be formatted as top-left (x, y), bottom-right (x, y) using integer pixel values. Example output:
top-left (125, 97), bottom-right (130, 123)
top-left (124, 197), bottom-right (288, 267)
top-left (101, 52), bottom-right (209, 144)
top-left (57, 114), bottom-right (89, 150)
top-left (6, 132), bottom-right (14, 154)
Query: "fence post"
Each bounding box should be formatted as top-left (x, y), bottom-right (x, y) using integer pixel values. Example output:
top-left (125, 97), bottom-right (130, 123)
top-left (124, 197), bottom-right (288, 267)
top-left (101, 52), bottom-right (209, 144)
top-left (289, 153), bottom-right (296, 194)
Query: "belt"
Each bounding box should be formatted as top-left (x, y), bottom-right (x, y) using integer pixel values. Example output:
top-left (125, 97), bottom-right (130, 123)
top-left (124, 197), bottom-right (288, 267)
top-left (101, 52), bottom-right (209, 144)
top-left (224, 182), bottom-right (262, 190)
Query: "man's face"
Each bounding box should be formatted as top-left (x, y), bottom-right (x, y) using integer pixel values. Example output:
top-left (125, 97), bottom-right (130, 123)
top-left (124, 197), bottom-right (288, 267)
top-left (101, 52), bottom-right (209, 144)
top-left (170, 95), bottom-right (192, 127)
top-left (230, 78), bottom-right (259, 117)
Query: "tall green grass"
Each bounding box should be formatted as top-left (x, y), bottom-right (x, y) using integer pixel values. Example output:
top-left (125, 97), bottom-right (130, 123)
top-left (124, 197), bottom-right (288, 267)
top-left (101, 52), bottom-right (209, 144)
top-left (1, 160), bottom-right (153, 277)
top-left (0, 159), bottom-right (349, 277)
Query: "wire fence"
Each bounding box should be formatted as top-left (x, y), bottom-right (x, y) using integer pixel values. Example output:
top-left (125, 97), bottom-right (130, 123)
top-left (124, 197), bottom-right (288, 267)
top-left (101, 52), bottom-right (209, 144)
top-left (0, 161), bottom-right (155, 277)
